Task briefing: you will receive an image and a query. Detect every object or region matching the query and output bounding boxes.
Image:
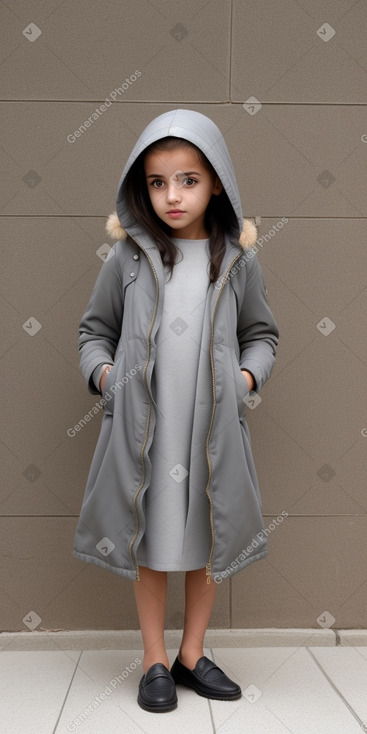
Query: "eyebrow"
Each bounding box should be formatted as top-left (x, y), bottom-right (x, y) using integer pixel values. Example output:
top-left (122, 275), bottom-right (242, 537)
top-left (146, 171), bottom-right (202, 178)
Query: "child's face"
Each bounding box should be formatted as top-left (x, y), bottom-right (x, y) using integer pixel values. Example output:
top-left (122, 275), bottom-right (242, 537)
top-left (144, 146), bottom-right (223, 239)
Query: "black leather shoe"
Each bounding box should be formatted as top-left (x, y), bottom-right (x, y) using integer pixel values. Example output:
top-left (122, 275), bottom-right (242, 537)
top-left (170, 655), bottom-right (242, 700)
top-left (137, 662), bottom-right (178, 712)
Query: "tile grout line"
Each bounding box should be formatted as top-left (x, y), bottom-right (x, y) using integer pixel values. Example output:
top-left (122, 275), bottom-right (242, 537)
top-left (306, 647), bottom-right (365, 729)
top-left (208, 646), bottom-right (219, 734)
top-left (51, 649), bottom-right (83, 733)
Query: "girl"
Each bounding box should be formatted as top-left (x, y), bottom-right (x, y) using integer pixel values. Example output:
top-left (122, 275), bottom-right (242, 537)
top-left (73, 109), bottom-right (279, 713)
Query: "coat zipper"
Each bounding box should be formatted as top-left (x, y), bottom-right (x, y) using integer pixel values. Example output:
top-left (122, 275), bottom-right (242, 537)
top-left (127, 234), bottom-right (160, 581)
top-left (205, 249), bottom-right (244, 584)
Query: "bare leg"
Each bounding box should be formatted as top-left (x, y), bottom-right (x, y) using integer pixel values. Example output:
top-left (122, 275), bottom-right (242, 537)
top-left (178, 567), bottom-right (217, 669)
top-left (133, 566), bottom-right (169, 673)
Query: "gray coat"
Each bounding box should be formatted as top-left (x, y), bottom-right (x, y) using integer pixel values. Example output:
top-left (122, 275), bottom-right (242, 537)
top-left (73, 109), bottom-right (279, 583)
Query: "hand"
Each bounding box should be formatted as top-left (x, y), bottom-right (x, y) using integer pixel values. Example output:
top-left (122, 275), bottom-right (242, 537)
top-left (241, 370), bottom-right (254, 392)
top-left (99, 366), bottom-right (111, 393)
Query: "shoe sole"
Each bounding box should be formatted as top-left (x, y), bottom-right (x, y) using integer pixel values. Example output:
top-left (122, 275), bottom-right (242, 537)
top-left (137, 694), bottom-right (178, 713)
top-left (172, 676), bottom-right (242, 701)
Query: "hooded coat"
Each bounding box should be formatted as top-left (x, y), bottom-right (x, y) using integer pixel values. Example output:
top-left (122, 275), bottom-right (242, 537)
top-left (73, 109), bottom-right (279, 583)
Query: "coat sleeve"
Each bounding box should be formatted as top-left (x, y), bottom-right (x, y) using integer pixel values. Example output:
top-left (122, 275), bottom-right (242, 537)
top-left (78, 247), bottom-right (124, 394)
top-left (237, 252), bottom-right (279, 393)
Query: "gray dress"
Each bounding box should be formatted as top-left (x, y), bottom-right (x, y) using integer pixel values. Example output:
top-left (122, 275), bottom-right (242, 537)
top-left (137, 237), bottom-right (213, 571)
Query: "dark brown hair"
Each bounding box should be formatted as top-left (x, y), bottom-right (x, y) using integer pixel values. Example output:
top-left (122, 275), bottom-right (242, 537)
top-left (122, 137), bottom-right (238, 283)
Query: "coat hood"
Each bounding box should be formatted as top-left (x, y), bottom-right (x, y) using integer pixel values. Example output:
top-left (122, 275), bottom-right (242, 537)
top-left (106, 108), bottom-right (258, 250)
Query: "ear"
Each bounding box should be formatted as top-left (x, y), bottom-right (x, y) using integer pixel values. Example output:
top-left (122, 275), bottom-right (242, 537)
top-left (212, 177), bottom-right (223, 196)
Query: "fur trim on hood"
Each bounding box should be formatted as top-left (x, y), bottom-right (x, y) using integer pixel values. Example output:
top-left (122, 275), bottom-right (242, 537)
top-left (106, 211), bottom-right (257, 250)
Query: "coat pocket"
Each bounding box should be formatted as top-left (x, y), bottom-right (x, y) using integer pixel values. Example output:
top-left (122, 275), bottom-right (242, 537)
top-left (101, 362), bottom-right (118, 414)
top-left (231, 352), bottom-right (250, 419)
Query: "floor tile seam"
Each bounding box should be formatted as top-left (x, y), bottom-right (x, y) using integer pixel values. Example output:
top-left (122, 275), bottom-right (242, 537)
top-left (209, 645), bottom-right (229, 734)
top-left (306, 647), bottom-right (365, 729)
top-left (51, 649), bottom-right (83, 733)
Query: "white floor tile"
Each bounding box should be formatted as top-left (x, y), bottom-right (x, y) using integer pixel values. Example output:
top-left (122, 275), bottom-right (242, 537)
top-left (0, 650), bottom-right (80, 734)
top-left (56, 648), bottom-right (213, 733)
top-left (209, 647), bottom-right (362, 734)
top-left (2, 645), bottom-right (366, 734)
top-left (310, 646), bottom-right (367, 726)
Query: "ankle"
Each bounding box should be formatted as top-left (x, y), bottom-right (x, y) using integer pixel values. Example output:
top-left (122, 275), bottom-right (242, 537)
top-left (143, 653), bottom-right (170, 674)
top-left (178, 646), bottom-right (204, 670)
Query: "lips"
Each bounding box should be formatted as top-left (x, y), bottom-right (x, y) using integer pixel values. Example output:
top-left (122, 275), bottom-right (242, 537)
top-left (166, 209), bottom-right (186, 219)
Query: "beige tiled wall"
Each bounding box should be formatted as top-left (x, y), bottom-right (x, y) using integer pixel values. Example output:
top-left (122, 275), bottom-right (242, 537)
top-left (1, 0), bottom-right (366, 633)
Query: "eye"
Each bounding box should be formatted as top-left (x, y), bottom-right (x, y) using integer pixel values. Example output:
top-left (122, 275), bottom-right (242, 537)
top-left (184, 177), bottom-right (197, 186)
top-left (150, 179), bottom-right (164, 188)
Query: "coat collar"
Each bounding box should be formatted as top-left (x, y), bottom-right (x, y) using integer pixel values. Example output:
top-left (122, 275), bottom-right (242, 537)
top-left (105, 211), bottom-right (257, 250)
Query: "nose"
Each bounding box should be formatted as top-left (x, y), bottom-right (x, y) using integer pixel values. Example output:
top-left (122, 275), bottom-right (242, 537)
top-left (166, 180), bottom-right (182, 204)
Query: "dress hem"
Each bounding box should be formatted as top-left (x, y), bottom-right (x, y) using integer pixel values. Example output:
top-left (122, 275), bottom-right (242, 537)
top-left (73, 546), bottom-right (268, 580)
top-left (137, 559), bottom-right (210, 572)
